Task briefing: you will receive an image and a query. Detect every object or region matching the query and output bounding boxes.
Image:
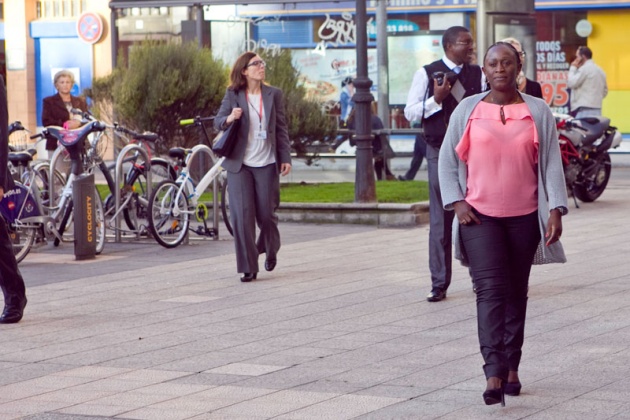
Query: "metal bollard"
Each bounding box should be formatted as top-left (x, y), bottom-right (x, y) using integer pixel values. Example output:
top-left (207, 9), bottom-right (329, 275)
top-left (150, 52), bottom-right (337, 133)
top-left (73, 173), bottom-right (97, 260)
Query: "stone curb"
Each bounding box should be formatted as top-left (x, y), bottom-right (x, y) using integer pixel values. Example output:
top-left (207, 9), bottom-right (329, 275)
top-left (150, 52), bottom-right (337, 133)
top-left (277, 200), bottom-right (430, 227)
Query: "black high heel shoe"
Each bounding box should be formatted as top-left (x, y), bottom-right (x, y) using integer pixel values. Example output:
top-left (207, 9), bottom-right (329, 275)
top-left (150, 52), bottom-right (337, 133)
top-left (483, 383), bottom-right (505, 407)
top-left (240, 272), bottom-right (257, 282)
top-left (505, 381), bottom-right (522, 396)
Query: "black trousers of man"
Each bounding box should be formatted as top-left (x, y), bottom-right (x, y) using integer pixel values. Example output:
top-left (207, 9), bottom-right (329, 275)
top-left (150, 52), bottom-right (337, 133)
top-left (0, 215), bottom-right (27, 314)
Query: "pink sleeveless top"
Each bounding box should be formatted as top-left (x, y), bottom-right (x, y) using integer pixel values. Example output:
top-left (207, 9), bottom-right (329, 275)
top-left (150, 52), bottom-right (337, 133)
top-left (455, 101), bottom-right (539, 217)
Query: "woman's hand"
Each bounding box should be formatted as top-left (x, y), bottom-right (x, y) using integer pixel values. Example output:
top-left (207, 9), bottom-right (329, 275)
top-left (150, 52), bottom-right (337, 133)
top-left (226, 107), bottom-right (243, 125)
top-left (545, 208), bottom-right (563, 246)
top-left (280, 163), bottom-right (292, 176)
top-left (453, 200), bottom-right (480, 226)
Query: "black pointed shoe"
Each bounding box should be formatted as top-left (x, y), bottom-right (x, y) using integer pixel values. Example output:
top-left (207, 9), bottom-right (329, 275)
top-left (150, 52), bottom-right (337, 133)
top-left (426, 288), bottom-right (446, 302)
top-left (0, 303), bottom-right (26, 324)
top-left (265, 259), bottom-right (276, 272)
top-left (505, 381), bottom-right (522, 396)
top-left (483, 383), bottom-right (506, 407)
top-left (240, 272), bottom-right (257, 282)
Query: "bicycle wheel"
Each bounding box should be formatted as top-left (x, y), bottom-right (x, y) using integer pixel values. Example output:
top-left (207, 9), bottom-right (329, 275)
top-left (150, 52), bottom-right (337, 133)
top-left (11, 222), bottom-right (36, 263)
top-left (220, 177), bottom-right (234, 237)
top-left (94, 189), bottom-right (106, 254)
top-left (107, 159), bottom-right (175, 232)
top-left (123, 159), bottom-right (175, 232)
top-left (54, 200), bottom-right (73, 247)
top-left (32, 162), bottom-right (66, 214)
top-left (54, 187), bottom-right (106, 253)
top-left (148, 180), bottom-right (189, 248)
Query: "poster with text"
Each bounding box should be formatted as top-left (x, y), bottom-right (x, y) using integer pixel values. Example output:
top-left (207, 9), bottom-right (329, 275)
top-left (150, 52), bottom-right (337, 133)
top-left (536, 40), bottom-right (570, 114)
top-left (291, 49), bottom-right (378, 104)
top-left (387, 32), bottom-right (444, 105)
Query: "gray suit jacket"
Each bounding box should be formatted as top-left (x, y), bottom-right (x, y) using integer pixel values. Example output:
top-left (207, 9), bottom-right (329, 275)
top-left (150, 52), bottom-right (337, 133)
top-left (214, 85), bottom-right (292, 173)
top-left (438, 92), bottom-right (568, 265)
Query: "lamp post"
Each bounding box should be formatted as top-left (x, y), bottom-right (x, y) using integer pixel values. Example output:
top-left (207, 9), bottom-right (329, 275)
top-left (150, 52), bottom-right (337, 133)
top-left (353, 0), bottom-right (376, 202)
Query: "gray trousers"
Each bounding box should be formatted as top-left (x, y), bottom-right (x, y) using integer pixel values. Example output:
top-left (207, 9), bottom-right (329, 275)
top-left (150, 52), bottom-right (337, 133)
top-left (227, 164), bottom-right (281, 274)
top-left (426, 144), bottom-right (453, 291)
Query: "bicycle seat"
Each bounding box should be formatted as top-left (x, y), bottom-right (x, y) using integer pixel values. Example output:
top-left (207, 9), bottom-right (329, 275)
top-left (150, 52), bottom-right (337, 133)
top-left (168, 147), bottom-right (187, 161)
top-left (46, 121), bottom-right (107, 148)
top-left (8, 151), bottom-right (34, 166)
top-left (135, 132), bottom-right (159, 142)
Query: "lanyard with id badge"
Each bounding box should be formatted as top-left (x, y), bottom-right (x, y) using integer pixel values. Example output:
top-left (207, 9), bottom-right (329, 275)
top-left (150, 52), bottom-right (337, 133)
top-left (246, 92), bottom-right (267, 140)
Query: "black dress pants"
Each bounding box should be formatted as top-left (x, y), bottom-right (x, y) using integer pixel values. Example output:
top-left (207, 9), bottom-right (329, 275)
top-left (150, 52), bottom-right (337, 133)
top-left (460, 210), bottom-right (540, 380)
top-left (0, 215), bottom-right (26, 309)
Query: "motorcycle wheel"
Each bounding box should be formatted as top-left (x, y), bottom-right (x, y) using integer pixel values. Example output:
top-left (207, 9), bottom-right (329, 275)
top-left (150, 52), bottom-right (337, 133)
top-left (574, 152), bottom-right (611, 203)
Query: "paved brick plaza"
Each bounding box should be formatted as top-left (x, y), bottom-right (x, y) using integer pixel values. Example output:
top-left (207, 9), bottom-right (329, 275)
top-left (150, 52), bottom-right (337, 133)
top-left (2, 168), bottom-right (629, 419)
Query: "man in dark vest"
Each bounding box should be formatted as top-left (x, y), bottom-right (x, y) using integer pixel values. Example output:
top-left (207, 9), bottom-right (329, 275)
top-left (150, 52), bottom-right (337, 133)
top-left (0, 75), bottom-right (28, 323)
top-left (404, 26), bottom-right (484, 302)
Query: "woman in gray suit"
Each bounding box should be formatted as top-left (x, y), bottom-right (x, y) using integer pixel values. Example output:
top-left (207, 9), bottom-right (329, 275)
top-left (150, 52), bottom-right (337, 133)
top-left (214, 52), bottom-right (292, 282)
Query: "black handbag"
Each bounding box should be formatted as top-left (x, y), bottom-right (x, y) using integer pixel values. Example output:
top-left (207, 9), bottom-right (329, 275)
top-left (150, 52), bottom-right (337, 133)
top-left (212, 118), bottom-right (239, 157)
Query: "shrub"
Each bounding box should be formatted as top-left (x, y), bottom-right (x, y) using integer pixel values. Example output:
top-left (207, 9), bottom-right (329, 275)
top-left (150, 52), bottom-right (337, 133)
top-left (86, 41), bottom-right (229, 153)
top-left (87, 42), bottom-right (337, 163)
top-left (260, 50), bottom-right (337, 164)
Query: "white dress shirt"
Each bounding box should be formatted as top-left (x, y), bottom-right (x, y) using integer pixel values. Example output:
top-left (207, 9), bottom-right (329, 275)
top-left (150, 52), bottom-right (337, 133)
top-left (404, 56), bottom-right (486, 124)
top-left (567, 59), bottom-right (608, 111)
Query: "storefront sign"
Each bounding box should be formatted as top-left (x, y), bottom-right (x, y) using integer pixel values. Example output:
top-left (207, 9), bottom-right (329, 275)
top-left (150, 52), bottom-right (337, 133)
top-left (536, 40), bottom-right (569, 114)
top-left (368, 20), bottom-right (420, 39)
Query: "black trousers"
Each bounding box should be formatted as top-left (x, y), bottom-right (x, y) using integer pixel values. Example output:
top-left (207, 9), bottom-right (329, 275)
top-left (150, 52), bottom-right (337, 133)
top-left (0, 216), bottom-right (26, 308)
top-left (460, 210), bottom-right (540, 380)
top-left (402, 134), bottom-right (426, 180)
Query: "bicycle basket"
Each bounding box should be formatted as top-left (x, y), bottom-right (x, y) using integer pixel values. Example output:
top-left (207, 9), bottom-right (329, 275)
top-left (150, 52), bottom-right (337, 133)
top-left (8, 129), bottom-right (29, 151)
top-left (88, 131), bottom-right (109, 160)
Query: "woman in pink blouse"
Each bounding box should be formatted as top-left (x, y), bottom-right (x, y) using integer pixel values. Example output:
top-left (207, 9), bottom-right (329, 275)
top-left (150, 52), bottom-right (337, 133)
top-left (438, 42), bottom-right (568, 407)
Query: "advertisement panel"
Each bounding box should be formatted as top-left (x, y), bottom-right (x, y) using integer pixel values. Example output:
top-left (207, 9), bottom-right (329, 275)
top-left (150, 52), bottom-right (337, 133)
top-left (291, 48), bottom-right (378, 103)
top-left (387, 31), bottom-right (444, 105)
top-left (536, 40), bottom-right (570, 114)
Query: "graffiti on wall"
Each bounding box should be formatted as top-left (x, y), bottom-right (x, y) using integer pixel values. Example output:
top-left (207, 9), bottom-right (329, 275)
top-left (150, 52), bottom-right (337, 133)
top-left (243, 39), bottom-right (283, 57)
top-left (316, 12), bottom-right (374, 51)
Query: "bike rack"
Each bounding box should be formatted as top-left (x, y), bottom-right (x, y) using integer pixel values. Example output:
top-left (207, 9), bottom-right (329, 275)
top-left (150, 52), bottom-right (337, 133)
top-left (113, 144), bottom-right (151, 242)
top-left (186, 144), bottom-right (221, 241)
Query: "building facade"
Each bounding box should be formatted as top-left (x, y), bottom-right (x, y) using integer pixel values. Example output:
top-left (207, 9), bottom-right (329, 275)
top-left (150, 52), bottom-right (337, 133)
top-left (1, 0), bottom-right (628, 137)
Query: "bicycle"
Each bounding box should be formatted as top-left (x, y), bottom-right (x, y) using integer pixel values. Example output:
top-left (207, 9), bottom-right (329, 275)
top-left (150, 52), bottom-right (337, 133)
top-left (0, 121), bottom-right (107, 262)
top-left (49, 110), bottom-right (176, 235)
top-left (147, 116), bottom-right (232, 248)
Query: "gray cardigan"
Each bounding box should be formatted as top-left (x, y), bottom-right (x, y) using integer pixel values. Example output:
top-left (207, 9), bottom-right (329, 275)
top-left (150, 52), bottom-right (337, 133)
top-left (438, 92), bottom-right (568, 265)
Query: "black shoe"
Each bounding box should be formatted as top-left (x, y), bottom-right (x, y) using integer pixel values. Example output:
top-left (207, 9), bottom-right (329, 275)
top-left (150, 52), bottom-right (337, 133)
top-left (504, 381), bottom-right (522, 396)
top-left (483, 384), bottom-right (506, 407)
top-left (426, 288), bottom-right (446, 302)
top-left (265, 259), bottom-right (276, 272)
top-left (397, 175), bottom-right (409, 181)
top-left (240, 273), bottom-right (257, 282)
top-left (0, 299), bottom-right (27, 324)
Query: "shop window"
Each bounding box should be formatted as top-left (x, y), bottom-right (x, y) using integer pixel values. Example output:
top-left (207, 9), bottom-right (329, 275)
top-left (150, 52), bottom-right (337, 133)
top-left (253, 19), bottom-right (312, 46)
top-left (37, 0), bottom-right (85, 19)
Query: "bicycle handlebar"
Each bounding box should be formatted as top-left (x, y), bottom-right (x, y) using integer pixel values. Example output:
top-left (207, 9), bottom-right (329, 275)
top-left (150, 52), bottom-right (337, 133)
top-left (180, 116), bottom-right (215, 126)
top-left (70, 108), bottom-right (158, 141)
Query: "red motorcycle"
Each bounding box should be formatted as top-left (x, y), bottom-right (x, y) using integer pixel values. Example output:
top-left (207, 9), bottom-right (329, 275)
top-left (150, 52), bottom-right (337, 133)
top-left (555, 113), bottom-right (621, 207)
